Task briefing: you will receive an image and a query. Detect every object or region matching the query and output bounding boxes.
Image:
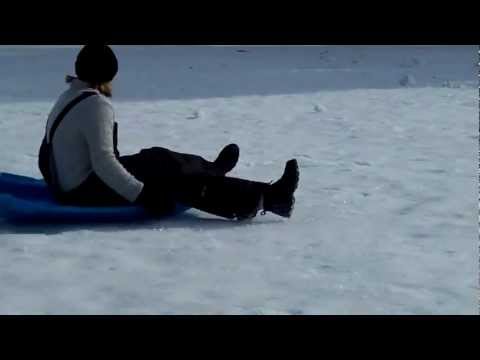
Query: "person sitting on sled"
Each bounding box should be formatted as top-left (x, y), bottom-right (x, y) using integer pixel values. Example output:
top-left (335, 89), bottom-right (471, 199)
top-left (38, 45), bottom-right (299, 221)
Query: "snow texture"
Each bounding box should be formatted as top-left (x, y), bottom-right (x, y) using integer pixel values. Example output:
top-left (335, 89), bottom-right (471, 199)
top-left (0, 45), bottom-right (478, 314)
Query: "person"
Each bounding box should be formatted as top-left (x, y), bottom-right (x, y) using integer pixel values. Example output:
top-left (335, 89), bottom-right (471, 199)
top-left (38, 45), bottom-right (299, 221)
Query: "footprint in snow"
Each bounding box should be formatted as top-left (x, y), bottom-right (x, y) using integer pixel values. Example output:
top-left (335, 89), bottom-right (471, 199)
top-left (186, 110), bottom-right (200, 120)
top-left (313, 104), bottom-right (327, 113)
top-left (354, 161), bottom-right (372, 167)
top-left (399, 74), bottom-right (417, 87)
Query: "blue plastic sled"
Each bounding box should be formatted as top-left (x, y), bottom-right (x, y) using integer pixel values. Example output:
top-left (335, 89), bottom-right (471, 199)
top-left (0, 172), bottom-right (189, 224)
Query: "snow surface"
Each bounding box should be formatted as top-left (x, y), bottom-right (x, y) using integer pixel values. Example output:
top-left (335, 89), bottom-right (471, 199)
top-left (0, 45), bottom-right (477, 314)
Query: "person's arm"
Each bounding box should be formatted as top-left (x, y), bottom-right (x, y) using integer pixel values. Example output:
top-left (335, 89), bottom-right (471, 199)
top-left (80, 97), bottom-right (143, 203)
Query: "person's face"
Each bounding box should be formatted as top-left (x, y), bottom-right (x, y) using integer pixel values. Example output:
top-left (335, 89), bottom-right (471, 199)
top-left (98, 81), bottom-right (113, 98)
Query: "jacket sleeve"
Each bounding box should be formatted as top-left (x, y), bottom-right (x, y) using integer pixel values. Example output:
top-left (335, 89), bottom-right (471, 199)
top-left (80, 97), bottom-right (144, 203)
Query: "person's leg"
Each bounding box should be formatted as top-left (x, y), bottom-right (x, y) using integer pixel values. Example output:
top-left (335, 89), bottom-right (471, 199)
top-left (119, 147), bottom-right (183, 183)
top-left (172, 144), bottom-right (240, 176)
top-left (119, 145), bottom-right (239, 182)
top-left (118, 147), bottom-right (262, 219)
top-left (120, 147), bottom-right (299, 220)
top-left (171, 159), bottom-right (300, 220)
top-left (171, 174), bottom-right (268, 220)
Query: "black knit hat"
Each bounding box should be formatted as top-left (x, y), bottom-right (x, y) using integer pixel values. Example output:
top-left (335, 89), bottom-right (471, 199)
top-left (75, 45), bottom-right (118, 84)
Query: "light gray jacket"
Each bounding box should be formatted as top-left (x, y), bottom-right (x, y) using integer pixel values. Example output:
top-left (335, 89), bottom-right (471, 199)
top-left (45, 79), bottom-right (144, 202)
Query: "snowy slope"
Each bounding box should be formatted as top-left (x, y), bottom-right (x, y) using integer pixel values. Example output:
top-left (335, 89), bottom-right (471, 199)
top-left (0, 46), bottom-right (477, 314)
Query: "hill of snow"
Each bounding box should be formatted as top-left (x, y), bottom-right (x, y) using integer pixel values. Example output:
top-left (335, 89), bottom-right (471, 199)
top-left (0, 45), bottom-right (477, 314)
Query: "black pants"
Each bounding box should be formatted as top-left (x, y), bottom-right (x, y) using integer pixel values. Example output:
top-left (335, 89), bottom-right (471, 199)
top-left (61, 147), bottom-right (267, 219)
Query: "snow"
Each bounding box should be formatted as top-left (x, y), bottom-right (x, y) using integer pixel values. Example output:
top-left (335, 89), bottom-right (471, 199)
top-left (0, 45), bottom-right (477, 314)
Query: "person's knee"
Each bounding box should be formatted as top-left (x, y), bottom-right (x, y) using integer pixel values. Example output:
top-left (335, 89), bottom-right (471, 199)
top-left (141, 146), bottom-right (166, 155)
top-left (139, 147), bottom-right (172, 162)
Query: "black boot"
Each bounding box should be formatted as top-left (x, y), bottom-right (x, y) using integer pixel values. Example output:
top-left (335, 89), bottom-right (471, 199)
top-left (263, 159), bottom-right (300, 218)
top-left (213, 144), bottom-right (240, 175)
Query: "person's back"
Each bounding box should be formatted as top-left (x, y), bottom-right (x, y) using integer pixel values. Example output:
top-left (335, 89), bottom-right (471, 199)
top-left (43, 77), bottom-right (144, 202)
top-left (46, 78), bottom-right (103, 192)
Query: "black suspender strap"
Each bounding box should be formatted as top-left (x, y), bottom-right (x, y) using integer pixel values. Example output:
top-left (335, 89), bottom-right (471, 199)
top-left (47, 91), bottom-right (97, 144)
top-left (39, 91), bottom-right (97, 194)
